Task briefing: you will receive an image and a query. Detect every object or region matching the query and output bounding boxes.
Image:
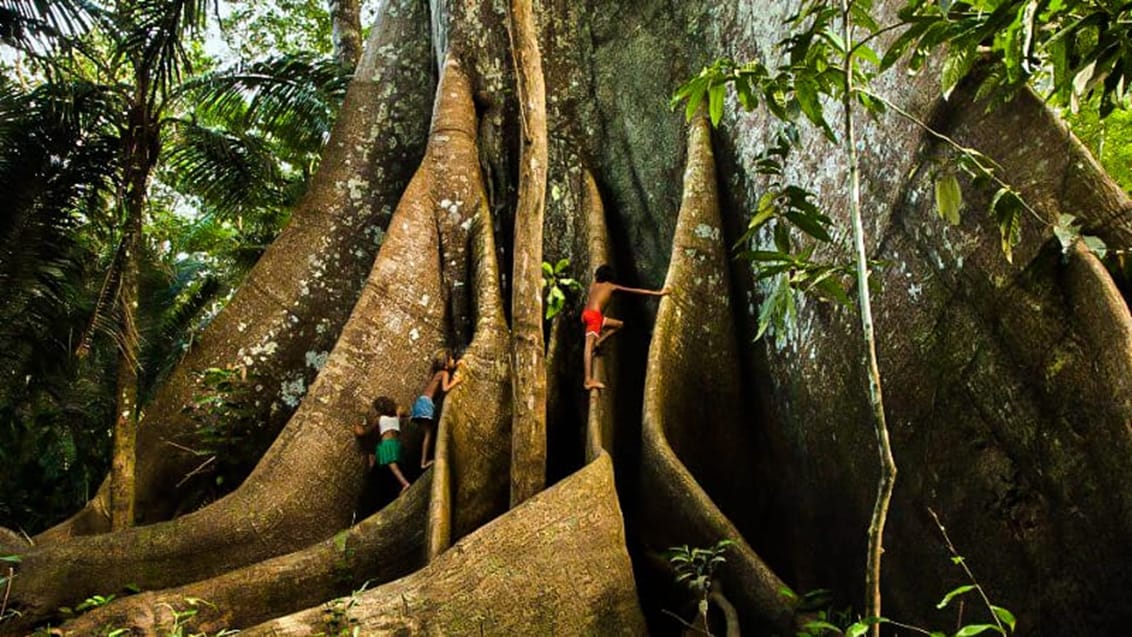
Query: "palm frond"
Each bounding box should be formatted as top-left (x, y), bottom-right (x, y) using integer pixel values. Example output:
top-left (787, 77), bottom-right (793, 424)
top-left (175, 53), bottom-right (349, 156)
top-left (0, 0), bottom-right (95, 54)
top-left (161, 119), bottom-right (289, 214)
top-left (122, 0), bottom-right (209, 98)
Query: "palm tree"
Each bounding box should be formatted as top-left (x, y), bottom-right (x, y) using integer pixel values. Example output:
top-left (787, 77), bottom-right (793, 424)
top-left (0, 0), bottom-right (349, 532)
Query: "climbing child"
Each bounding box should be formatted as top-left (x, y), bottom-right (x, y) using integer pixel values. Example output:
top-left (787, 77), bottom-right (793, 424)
top-left (412, 348), bottom-right (466, 468)
top-left (353, 396), bottom-right (411, 493)
top-left (582, 264), bottom-right (669, 390)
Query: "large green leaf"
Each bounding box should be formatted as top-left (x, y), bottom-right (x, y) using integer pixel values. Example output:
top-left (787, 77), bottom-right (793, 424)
top-left (934, 173), bottom-right (963, 225)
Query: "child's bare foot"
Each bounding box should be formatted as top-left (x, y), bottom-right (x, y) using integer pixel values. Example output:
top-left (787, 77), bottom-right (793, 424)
top-left (584, 379), bottom-right (605, 391)
top-left (421, 459), bottom-right (434, 469)
top-left (399, 482), bottom-right (411, 493)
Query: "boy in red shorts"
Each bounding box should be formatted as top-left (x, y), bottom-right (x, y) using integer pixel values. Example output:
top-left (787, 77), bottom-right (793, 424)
top-left (582, 264), bottom-right (669, 390)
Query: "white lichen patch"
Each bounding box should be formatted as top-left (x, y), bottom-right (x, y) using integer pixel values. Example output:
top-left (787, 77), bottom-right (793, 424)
top-left (694, 224), bottom-right (720, 241)
top-left (280, 374), bottom-right (307, 408)
top-left (409, 327), bottom-right (420, 341)
top-left (315, 318), bottom-right (331, 335)
top-left (305, 350), bottom-right (329, 371)
top-left (347, 177), bottom-right (368, 203)
top-left (237, 322), bottom-right (247, 332)
top-left (419, 294), bottom-right (430, 306)
top-left (248, 340), bottom-right (279, 360)
top-left (908, 282), bottom-right (923, 301)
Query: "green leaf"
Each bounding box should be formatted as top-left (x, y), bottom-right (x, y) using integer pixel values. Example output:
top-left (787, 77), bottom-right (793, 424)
top-left (554, 258), bottom-right (570, 274)
top-left (0, 555), bottom-right (21, 563)
top-left (794, 77), bottom-right (831, 139)
top-left (541, 261), bottom-right (553, 277)
top-left (990, 187), bottom-right (1023, 263)
top-left (847, 622), bottom-right (870, 637)
top-left (708, 83), bottom-right (726, 126)
top-left (850, 1), bottom-right (880, 32)
top-left (954, 624), bottom-right (1004, 637)
top-left (990, 605), bottom-right (1016, 632)
top-left (813, 275), bottom-right (853, 307)
top-left (934, 173), bottom-right (963, 225)
top-left (773, 221), bottom-right (793, 253)
top-left (778, 586), bottom-right (799, 601)
top-left (855, 44), bottom-right (881, 68)
top-left (880, 19), bottom-right (934, 71)
top-left (802, 620), bottom-right (842, 632)
top-left (937, 584), bottom-right (977, 609)
top-left (783, 210), bottom-right (833, 242)
top-left (941, 48), bottom-right (977, 100)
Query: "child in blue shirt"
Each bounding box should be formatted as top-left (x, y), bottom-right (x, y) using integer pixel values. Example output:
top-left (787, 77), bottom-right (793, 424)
top-left (412, 348), bottom-right (465, 468)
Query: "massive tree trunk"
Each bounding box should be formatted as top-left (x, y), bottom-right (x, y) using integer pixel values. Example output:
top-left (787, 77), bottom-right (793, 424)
top-left (58, 194), bottom-right (510, 636)
top-left (5, 0), bottom-right (1132, 634)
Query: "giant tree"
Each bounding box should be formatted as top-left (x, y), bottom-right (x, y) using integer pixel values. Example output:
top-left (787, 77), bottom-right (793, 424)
top-left (3, 0), bottom-right (1132, 635)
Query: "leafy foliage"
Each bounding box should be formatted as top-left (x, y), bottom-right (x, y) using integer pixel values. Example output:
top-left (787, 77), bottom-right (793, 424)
top-left (889, 0), bottom-right (1132, 117)
top-left (731, 129), bottom-right (857, 339)
top-left (177, 365), bottom-right (268, 500)
top-left (0, 1), bottom-right (346, 533)
top-left (667, 539), bottom-right (734, 633)
top-left (541, 258), bottom-right (583, 320)
top-left (673, 0), bottom-right (1124, 342)
top-left (0, 0), bottom-right (92, 54)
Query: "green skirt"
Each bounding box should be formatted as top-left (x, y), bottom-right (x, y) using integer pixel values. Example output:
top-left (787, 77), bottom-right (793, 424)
top-left (377, 437), bottom-right (402, 465)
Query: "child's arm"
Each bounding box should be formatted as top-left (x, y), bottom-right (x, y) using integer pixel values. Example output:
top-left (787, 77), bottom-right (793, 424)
top-left (353, 418), bottom-right (378, 437)
top-left (441, 362), bottom-right (466, 392)
top-left (613, 284), bottom-right (671, 297)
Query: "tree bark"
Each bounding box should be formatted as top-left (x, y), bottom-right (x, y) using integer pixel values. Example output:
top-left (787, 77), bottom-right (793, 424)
top-left (640, 113), bottom-right (795, 633)
top-left (108, 79), bottom-right (156, 531)
top-left (328, 0), bottom-right (363, 71)
top-left (241, 454), bottom-right (646, 636)
top-left (60, 200), bottom-right (514, 635)
top-left (56, 475), bottom-right (431, 635)
top-left (507, 0), bottom-right (549, 508)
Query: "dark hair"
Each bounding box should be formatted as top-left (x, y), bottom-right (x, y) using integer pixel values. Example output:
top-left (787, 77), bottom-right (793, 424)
top-left (594, 264), bottom-right (615, 283)
top-left (432, 348), bottom-right (454, 373)
top-left (371, 396), bottom-right (397, 416)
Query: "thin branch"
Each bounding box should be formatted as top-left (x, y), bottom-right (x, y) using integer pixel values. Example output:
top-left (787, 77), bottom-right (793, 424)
top-left (661, 609), bottom-right (714, 637)
top-left (175, 455), bottom-right (216, 487)
top-left (883, 618), bottom-right (936, 635)
top-left (928, 508), bottom-right (1006, 633)
top-left (849, 21), bottom-right (912, 58)
top-left (856, 87), bottom-right (1047, 226)
top-left (0, 567), bottom-right (13, 620)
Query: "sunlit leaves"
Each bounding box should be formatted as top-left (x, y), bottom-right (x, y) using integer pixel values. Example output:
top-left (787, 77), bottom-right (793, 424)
top-left (990, 187), bottom-right (1023, 263)
top-left (541, 258), bottom-right (582, 320)
top-left (892, 0), bottom-right (1132, 115)
top-left (934, 172), bottom-right (963, 225)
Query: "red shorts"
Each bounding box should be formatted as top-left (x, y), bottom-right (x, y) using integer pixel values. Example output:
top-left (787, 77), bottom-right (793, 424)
top-left (581, 309), bottom-right (604, 336)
